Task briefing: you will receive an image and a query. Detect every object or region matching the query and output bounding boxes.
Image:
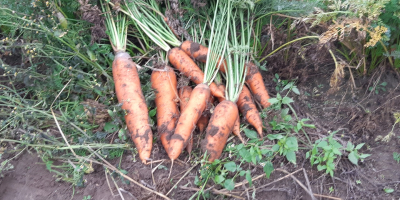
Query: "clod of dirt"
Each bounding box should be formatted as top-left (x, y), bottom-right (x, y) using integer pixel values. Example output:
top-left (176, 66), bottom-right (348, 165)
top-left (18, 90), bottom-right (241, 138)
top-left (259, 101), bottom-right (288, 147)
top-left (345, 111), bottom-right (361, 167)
top-left (81, 99), bottom-right (110, 131)
top-left (77, 0), bottom-right (107, 44)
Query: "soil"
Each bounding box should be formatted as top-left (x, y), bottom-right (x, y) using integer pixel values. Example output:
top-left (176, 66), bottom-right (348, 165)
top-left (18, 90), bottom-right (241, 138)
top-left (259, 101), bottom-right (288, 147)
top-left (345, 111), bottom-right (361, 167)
top-left (1, 53), bottom-right (400, 199)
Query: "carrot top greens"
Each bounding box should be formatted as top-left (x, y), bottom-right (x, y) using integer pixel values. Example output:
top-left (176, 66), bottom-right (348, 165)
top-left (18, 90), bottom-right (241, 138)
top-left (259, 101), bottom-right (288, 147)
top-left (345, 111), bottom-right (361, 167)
top-left (102, 3), bottom-right (128, 53)
top-left (225, 4), bottom-right (253, 102)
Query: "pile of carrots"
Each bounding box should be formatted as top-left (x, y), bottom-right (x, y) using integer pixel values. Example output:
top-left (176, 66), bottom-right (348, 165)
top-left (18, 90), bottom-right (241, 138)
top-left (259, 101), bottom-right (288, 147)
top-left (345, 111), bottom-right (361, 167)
top-left (104, 0), bottom-right (272, 164)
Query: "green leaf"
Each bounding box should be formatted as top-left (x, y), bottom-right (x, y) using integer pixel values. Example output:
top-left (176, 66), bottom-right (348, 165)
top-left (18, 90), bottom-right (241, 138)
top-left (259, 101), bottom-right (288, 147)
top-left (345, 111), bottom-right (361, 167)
top-left (359, 154), bottom-right (371, 159)
top-left (332, 148), bottom-right (342, 156)
top-left (224, 179), bottom-right (235, 191)
top-left (346, 141), bottom-right (354, 151)
top-left (244, 129), bottom-right (258, 139)
top-left (282, 83), bottom-right (292, 91)
top-left (383, 187), bottom-right (394, 193)
top-left (194, 176), bottom-right (200, 186)
top-left (263, 161), bottom-right (274, 178)
top-left (348, 151), bottom-right (358, 165)
top-left (104, 122), bottom-right (118, 133)
top-left (272, 144), bottom-right (280, 152)
top-left (239, 171), bottom-right (246, 176)
top-left (306, 151), bottom-right (310, 159)
top-left (292, 87), bottom-right (300, 95)
top-left (268, 98), bottom-right (279, 105)
top-left (215, 175), bottom-right (225, 184)
top-left (286, 150), bottom-right (296, 164)
top-left (380, 82), bottom-right (387, 86)
top-left (275, 73), bottom-right (279, 79)
top-left (282, 97), bottom-right (294, 105)
top-left (355, 143), bottom-right (364, 150)
top-left (149, 108), bottom-right (157, 117)
top-left (281, 108), bottom-right (289, 116)
top-left (276, 93), bottom-right (282, 100)
top-left (317, 164), bottom-right (327, 171)
top-left (317, 141), bottom-right (328, 148)
top-left (239, 149), bottom-right (252, 162)
top-left (224, 162), bottom-right (237, 172)
top-left (118, 128), bottom-right (127, 141)
top-left (286, 137), bottom-right (298, 151)
top-left (267, 134), bottom-right (284, 140)
top-left (246, 170), bottom-right (252, 187)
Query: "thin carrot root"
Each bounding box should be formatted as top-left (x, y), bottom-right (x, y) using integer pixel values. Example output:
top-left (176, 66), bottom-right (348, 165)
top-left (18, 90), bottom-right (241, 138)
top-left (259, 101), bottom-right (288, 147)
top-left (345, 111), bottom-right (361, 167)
top-left (202, 100), bottom-right (239, 162)
top-left (232, 116), bottom-right (245, 143)
top-left (178, 86), bottom-right (194, 154)
top-left (245, 62), bottom-right (271, 109)
top-left (113, 52), bottom-right (152, 163)
top-left (237, 85), bottom-right (263, 138)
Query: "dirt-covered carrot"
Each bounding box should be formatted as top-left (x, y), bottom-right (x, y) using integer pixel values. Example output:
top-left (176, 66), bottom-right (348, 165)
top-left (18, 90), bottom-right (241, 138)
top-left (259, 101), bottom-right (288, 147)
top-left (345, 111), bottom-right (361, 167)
top-left (178, 86), bottom-right (193, 154)
top-left (113, 53), bottom-right (152, 163)
top-left (180, 40), bottom-right (227, 73)
top-left (232, 116), bottom-right (245, 143)
top-left (237, 85), bottom-right (263, 138)
top-left (202, 3), bottom-right (253, 162)
top-left (168, 48), bottom-right (224, 99)
top-left (197, 95), bottom-right (214, 133)
top-left (103, 4), bottom-right (152, 163)
top-left (168, 83), bottom-right (211, 160)
top-left (245, 62), bottom-right (271, 109)
top-left (151, 66), bottom-right (179, 155)
top-left (202, 100), bottom-right (238, 161)
top-left (216, 83), bottom-right (226, 103)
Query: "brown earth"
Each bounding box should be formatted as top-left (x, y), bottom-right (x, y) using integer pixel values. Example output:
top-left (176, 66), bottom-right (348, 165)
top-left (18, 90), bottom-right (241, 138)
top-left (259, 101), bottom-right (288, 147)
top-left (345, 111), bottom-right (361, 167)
top-left (1, 61), bottom-right (400, 199)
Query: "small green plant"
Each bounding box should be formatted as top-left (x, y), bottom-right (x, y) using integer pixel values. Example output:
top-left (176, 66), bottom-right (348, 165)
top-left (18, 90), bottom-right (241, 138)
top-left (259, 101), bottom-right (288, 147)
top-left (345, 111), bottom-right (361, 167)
top-left (306, 131), bottom-right (343, 177)
top-left (272, 74), bottom-right (293, 93)
top-left (83, 195), bottom-right (92, 200)
top-left (383, 187), bottom-right (394, 194)
top-left (307, 131), bottom-right (371, 176)
top-left (393, 152), bottom-right (400, 163)
top-left (346, 142), bottom-right (371, 165)
top-left (268, 134), bottom-right (298, 164)
top-left (369, 81), bottom-right (387, 94)
top-left (329, 186), bottom-right (334, 194)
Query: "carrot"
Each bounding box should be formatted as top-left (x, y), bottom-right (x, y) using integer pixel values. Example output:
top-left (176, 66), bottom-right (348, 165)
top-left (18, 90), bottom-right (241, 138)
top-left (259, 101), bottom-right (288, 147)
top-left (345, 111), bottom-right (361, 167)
top-left (168, 83), bottom-right (211, 160)
top-left (216, 83), bottom-right (226, 103)
top-left (178, 86), bottom-right (194, 154)
top-left (232, 116), bottom-right (245, 143)
top-left (113, 52), bottom-right (153, 163)
top-left (216, 84), bottom-right (243, 143)
top-left (197, 95), bottom-right (214, 133)
top-left (237, 85), bottom-right (263, 138)
top-left (201, 100), bottom-right (239, 162)
top-left (245, 62), bottom-right (271, 109)
top-left (168, 47), bottom-right (225, 99)
top-left (151, 66), bottom-right (179, 155)
top-left (180, 41), bottom-right (227, 73)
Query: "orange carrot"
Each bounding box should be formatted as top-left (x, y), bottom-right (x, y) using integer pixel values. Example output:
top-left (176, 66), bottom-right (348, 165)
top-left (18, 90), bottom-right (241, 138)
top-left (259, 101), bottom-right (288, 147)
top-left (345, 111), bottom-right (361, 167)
top-left (151, 66), bottom-right (179, 155)
top-left (232, 116), bottom-right (245, 143)
top-left (197, 95), bottom-right (214, 133)
top-left (237, 85), bottom-right (263, 138)
top-left (113, 52), bottom-right (152, 163)
top-left (180, 41), bottom-right (227, 73)
top-left (178, 86), bottom-right (194, 154)
top-left (216, 83), bottom-right (226, 103)
top-left (168, 47), bottom-right (224, 99)
top-left (201, 100), bottom-right (239, 162)
top-left (168, 83), bottom-right (211, 160)
top-left (245, 62), bottom-right (271, 109)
